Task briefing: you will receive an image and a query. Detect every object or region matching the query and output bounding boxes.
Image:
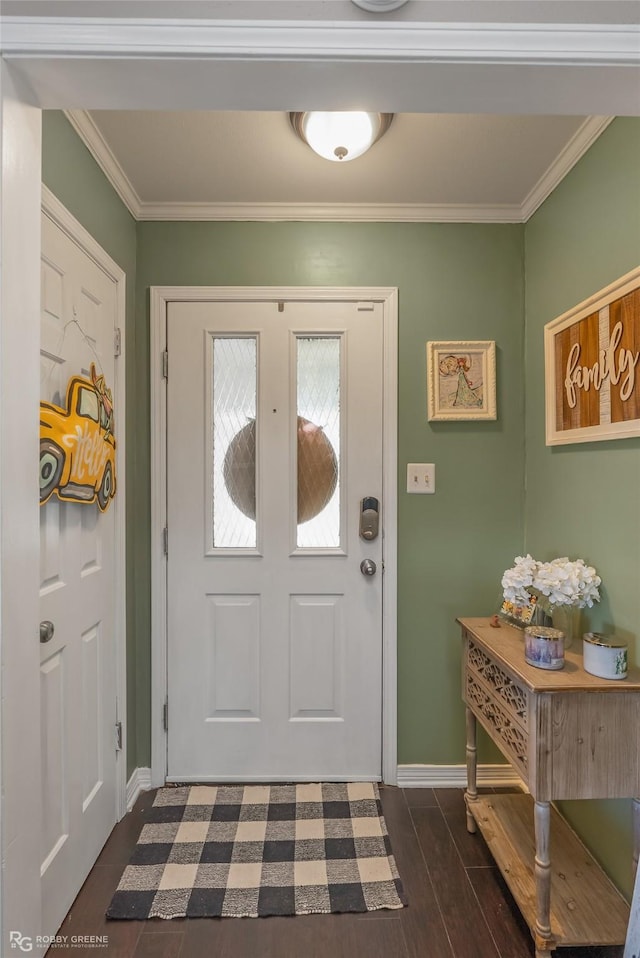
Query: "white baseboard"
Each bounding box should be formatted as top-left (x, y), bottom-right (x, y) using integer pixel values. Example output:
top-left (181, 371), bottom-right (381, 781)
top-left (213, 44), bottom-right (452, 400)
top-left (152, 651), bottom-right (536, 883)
top-left (127, 764), bottom-right (522, 802)
top-left (396, 764), bottom-right (525, 789)
top-left (126, 767), bottom-right (153, 810)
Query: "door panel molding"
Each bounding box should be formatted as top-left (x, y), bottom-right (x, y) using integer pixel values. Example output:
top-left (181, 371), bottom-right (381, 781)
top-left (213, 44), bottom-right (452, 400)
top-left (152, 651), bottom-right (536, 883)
top-left (149, 286), bottom-right (398, 787)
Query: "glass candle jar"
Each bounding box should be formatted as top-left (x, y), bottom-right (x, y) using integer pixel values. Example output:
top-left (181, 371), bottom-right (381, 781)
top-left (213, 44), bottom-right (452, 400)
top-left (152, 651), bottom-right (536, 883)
top-left (524, 626), bottom-right (565, 671)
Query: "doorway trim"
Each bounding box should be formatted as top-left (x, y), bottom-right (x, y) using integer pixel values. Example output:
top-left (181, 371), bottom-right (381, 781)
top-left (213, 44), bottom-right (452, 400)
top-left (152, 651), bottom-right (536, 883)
top-left (149, 285), bottom-right (398, 787)
top-left (42, 184), bottom-right (128, 822)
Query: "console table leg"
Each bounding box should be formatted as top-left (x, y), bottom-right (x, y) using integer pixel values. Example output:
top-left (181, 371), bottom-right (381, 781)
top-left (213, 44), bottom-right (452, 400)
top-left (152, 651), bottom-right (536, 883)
top-left (633, 797), bottom-right (640, 881)
top-left (534, 801), bottom-right (553, 950)
top-left (464, 706), bottom-right (478, 834)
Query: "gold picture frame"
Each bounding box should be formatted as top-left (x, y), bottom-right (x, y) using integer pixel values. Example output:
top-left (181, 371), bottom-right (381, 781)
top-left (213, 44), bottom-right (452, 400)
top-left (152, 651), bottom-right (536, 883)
top-left (427, 340), bottom-right (496, 421)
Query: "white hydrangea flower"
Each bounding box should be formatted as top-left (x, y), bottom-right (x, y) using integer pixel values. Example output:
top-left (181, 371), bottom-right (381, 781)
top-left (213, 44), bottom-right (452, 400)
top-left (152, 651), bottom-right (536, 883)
top-left (502, 554), bottom-right (601, 609)
top-left (534, 557), bottom-right (601, 608)
top-left (501, 554), bottom-right (540, 604)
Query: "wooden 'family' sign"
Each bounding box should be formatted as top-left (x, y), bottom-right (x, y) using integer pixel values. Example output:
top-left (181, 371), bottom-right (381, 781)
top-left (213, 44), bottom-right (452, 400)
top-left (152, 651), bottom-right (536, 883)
top-left (545, 266), bottom-right (640, 445)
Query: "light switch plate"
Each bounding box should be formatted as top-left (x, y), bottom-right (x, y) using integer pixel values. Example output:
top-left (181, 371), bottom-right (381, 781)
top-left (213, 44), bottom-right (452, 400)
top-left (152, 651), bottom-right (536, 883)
top-left (407, 463), bottom-right (436, 494)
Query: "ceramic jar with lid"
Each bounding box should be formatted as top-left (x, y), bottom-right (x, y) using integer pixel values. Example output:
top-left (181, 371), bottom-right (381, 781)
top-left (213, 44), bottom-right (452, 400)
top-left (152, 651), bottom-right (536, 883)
top-left (583, 632), bottom-right (628, 680)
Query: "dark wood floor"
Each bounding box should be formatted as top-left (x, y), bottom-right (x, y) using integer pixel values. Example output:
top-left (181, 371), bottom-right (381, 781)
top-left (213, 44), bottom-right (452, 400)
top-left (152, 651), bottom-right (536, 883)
top-left (48, 786), bottom-right (625, 958)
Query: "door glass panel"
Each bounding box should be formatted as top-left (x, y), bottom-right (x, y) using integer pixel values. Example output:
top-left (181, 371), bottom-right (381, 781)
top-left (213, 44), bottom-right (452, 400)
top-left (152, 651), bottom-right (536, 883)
top-left (296, 337), bottom-right (341, 548)
top-left (212, 336), bottom-right (257, 548)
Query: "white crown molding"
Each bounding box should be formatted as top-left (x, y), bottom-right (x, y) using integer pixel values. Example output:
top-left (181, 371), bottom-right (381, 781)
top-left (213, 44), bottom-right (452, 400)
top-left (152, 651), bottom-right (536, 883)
top-left (520, 114), bottom-right (615, 221)
top-left (57, 112), bottom-right (517, 221)
top-left (137, 201), bottom-right (523, 223)
top-left (396, 763), bottom-right (527, 789)
top-left (64, 109), bottom-right (142, 218)
top-left (3, 17), bottom-right (639, 66)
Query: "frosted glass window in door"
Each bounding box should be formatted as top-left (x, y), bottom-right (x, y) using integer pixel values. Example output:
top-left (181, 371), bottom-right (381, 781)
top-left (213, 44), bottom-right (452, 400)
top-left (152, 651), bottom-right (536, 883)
top-left (211, 337), bottom-right (257, 549)
top-left (296, 337), bottom-right (341, 549)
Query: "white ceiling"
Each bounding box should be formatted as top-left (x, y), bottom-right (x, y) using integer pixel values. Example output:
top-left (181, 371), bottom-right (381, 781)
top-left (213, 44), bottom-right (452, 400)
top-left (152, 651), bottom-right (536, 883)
top-left (71, 110), bottom-right (608, 222)
top-left (6, 0), bottom-right (635, 220)
top-left (90, 110), bottom-right (584, 206)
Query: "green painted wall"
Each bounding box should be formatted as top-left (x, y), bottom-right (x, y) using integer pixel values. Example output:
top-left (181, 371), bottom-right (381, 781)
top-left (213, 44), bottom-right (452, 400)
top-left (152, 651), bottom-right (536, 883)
top-left (135, 221), bottom-right (525, 767)
top-left (41, 112), bottom-right (139, 774)
top-left (40, 108), bottom-right (640, 902)
top-left (524, 117), bottom-right (640, 898)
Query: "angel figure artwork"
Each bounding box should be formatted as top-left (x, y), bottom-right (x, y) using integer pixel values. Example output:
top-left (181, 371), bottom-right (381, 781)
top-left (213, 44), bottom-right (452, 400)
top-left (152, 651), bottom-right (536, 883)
top-left (439, 353), bottom-right (483, 408)
top-left (427, 340), bottom-right (496, 421)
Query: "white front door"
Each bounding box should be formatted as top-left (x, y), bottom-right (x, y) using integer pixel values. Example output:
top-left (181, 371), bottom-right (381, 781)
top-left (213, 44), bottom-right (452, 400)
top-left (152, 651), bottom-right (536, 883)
top-left (166, 298), bottom-right (384, 781)
top-left (39, 211), bottom-right (119, 935)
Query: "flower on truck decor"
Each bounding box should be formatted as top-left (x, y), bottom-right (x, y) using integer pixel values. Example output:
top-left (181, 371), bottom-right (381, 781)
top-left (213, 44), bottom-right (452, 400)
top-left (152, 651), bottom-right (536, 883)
top-left (502, 554), bottom-right (601, 612)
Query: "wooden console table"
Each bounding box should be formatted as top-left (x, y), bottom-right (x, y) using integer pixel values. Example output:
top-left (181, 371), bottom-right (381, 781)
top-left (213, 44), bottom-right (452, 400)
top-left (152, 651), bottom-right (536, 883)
top-left (459, 616), bottom-right (640, 957)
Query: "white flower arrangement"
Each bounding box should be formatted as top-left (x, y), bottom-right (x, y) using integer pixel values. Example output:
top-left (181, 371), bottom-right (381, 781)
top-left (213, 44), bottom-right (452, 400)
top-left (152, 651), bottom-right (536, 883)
top-left (502, 554), bottom-right (601, 610)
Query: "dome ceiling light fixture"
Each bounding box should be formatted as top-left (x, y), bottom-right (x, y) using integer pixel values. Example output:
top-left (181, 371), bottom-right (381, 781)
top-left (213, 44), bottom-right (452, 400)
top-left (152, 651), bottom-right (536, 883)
top-left (289, 112), bottom-right (394, 163)
top-left (351, 0), bottom-right (409, 10)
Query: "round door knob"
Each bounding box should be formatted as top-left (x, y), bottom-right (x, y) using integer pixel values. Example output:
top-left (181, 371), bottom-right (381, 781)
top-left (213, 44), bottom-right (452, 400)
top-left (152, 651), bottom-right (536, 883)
top-left (40, 620), bottom-right (55, 643)
top-left (360, 559), bottom-right (377, 577)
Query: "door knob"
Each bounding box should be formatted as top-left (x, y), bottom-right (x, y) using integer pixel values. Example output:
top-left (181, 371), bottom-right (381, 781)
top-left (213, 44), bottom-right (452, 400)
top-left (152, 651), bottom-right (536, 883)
top-left (40, 620), bottom-right (55, 643)
top-left (360, 559), bottom-right (377, 577)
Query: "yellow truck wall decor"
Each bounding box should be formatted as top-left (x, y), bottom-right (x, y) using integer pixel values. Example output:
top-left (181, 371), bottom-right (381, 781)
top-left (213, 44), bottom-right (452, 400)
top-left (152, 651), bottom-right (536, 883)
top-left (40, 363), bottom-right (116, 511)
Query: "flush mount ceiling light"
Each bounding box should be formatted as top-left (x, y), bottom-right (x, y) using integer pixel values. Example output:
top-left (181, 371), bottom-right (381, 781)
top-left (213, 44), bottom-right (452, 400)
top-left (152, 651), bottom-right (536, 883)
top-left (289, 112), bottom-right (393, 162)
top-left (351, 0), bottom-right (409, 10)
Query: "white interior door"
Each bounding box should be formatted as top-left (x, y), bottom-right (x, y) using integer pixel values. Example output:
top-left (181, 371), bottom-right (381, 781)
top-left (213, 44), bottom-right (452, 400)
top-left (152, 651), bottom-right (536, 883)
top-left (39, 212), bottom-right (119, 936)
top-left (167, 298), bottom-right (384, 781)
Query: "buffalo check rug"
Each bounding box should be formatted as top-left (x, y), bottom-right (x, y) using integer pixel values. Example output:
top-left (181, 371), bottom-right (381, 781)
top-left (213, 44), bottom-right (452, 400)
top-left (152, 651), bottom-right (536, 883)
top-left (106, 783), bottom-right (407, 920)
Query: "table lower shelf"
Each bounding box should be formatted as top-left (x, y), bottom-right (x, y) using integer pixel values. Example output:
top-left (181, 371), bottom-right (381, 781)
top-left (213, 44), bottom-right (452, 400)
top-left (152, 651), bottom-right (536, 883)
top-left (466, 792), bottom-right (629, 949)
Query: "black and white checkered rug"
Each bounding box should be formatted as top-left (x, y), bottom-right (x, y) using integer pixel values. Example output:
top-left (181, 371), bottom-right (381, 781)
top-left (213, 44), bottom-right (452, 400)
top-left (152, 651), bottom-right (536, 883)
top-left (106, 783), bottom-right (407, 920)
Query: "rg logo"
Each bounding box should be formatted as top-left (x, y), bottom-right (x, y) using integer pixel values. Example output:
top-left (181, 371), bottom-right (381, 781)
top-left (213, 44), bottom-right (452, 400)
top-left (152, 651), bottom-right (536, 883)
top-left (9, 932), bottom-right (33, 952)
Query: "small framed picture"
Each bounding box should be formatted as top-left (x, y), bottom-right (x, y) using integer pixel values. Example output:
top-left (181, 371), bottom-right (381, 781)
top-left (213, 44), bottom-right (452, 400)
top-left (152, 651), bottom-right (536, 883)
top-left (498, 595), bottom-right (540, 629)
top-left (427, 340), bottom-right (497, 421)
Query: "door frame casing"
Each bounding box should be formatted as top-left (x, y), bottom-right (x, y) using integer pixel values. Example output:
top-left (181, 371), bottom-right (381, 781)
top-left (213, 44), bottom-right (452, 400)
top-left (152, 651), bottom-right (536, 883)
top-left (149, 285), bottom-right (398, 787)
top-left (42, 184), bottom-right (128, 822)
